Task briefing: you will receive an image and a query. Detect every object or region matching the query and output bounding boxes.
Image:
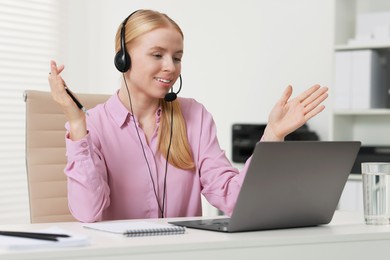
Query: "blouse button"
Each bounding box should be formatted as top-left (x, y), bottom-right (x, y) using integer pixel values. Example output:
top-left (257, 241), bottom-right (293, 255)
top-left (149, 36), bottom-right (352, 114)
top-left (81, 142), bottom-right (88, 148)
top-left (82, 150), bottom-right (89, 156)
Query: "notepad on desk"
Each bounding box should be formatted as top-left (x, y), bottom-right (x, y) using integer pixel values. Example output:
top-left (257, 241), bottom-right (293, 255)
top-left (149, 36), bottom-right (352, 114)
top-left (84, 221), bottom-right (185, 237)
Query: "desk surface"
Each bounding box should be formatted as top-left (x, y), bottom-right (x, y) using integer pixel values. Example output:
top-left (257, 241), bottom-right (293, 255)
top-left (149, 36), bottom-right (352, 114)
top-left (1, 211), bottom-right (390, 260)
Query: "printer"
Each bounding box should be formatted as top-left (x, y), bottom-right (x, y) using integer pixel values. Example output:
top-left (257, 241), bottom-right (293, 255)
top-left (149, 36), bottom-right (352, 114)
top-left (232, 123), bottom-right (319, 163)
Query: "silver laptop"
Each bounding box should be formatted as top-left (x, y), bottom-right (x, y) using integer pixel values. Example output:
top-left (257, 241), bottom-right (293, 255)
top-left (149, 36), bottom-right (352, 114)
top-left (169, 141), bottom-right (361, 232)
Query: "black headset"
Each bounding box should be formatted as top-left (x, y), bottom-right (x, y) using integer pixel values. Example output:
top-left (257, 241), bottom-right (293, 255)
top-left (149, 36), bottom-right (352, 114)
top-left (114, 10), bottom-right (138, 73)
top-left (114, 10), bottom-right (182, 102)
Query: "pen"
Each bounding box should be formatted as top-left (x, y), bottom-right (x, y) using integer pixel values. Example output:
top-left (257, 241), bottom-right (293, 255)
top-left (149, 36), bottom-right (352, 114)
top-left (64, 85), bottom-right (88, 114)
top-left (0, 231), bottom-right (70, 242)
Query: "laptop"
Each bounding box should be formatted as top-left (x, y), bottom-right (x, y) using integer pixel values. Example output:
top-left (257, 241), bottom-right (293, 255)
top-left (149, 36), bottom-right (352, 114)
top-left (169, 141), bottom-right (361, 232)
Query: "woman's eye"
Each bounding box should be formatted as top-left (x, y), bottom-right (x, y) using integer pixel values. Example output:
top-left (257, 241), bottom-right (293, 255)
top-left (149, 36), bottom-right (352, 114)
top-left (153, 53), bottom-right (162, 58)
top-left (173, 57), bottom-right (182, 63)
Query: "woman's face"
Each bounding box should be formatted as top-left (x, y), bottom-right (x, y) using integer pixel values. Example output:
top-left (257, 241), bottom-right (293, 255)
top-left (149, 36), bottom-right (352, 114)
top-left (127, 26), bottom-right (183, 101)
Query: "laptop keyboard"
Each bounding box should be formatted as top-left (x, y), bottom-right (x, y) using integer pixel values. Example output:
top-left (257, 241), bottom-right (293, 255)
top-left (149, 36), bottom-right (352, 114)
top-left (199, 218), bottom-right (230, 227)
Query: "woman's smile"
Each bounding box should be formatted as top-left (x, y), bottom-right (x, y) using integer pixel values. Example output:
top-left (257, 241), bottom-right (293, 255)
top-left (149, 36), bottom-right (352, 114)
top-left (154, 77), bottom-right (173, 88)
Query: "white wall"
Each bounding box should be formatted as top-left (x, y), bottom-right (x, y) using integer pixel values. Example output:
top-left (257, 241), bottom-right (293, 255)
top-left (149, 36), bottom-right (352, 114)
top-left (60, 0), bottom-right (335, 163)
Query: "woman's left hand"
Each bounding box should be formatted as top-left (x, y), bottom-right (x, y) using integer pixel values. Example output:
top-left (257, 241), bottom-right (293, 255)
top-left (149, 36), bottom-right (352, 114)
top-left (263, 84), bottom-right (328, 141)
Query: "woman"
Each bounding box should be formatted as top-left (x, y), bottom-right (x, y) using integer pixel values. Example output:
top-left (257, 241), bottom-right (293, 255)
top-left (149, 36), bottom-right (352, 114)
top-left (48, 9), bottom-right (328, 223)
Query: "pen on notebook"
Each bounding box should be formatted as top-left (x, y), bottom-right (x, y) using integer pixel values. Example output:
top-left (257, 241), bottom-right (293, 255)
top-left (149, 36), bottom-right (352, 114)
top-left (64, 85), bottom-right (88, 115)
top-left (0, 231), bottom-right (70, 242)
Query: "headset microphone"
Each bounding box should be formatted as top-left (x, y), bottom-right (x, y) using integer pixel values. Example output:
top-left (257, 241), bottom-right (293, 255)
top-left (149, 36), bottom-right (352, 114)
top-left (164, 75), bottom-right (182, 102)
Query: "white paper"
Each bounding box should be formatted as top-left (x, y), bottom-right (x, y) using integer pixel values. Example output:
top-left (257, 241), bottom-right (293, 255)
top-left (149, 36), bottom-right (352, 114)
top-left (0, 226), bottom-right (90, 250)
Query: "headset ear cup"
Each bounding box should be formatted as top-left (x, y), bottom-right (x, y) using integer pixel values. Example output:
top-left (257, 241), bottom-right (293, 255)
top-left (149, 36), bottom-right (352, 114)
top-left (115, 10), bottom-right (140, 73)
top-left (114, 49), bottom-right (131, 72)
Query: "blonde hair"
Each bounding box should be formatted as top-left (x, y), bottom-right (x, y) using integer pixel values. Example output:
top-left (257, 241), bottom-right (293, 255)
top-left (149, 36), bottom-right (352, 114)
top-left (115, 10), bottom-right (195, 170)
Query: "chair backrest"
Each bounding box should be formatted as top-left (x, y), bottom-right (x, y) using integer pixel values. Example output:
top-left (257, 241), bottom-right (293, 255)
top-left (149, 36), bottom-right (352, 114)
top-left (24, 90), bottom-right (109, 223)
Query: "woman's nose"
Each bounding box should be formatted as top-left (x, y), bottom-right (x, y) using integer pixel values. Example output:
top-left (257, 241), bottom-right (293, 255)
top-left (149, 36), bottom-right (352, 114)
top-left (162, 57), bottom-right (176, 72)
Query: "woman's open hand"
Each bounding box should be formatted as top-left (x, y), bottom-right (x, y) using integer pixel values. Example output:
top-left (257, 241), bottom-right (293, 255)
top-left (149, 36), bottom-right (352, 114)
top-left (263, 84), bottom-right (328, 141)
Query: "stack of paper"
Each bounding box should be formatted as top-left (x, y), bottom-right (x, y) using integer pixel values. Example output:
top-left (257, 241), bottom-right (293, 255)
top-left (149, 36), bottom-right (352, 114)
top-left (0, 226), bottom-right (90, 250)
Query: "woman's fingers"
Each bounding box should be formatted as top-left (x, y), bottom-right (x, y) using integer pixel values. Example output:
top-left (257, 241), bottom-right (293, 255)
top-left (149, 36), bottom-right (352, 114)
top-left (279, 85), bottom-right (293, 104)
top-left (304, 91), bottom-right (328, 112)
top-left (304, 104), bottom-right (326, 121)
top-left (297, 85), bottom-right (321, 103)
top-left (301, 86), bottom-right (328, 107)
top-left (48, 61), bottom-right (66, 93)
top-left (49, 60), bottom-right (65, 78)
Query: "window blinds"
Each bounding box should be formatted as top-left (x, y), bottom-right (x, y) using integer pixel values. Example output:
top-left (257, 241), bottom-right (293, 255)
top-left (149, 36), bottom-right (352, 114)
top-left (0, 0), bottom-right (60, 224)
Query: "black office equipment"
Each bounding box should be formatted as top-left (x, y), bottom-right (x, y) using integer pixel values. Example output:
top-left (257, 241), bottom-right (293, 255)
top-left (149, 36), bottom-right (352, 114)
top-left (351, 146), bottom-right (390, 174)
top-left (232, 124), bottom-right (319, 163)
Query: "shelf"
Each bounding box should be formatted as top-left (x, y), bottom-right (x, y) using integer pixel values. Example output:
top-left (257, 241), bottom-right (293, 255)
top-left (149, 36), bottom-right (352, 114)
top-left (334, 0), bottom-right (390, 47)
top-left (333, 109), bottom-right (390, 115)
top-left (335, 43), bottom-right (390, 51)
top-left (349, 174), bottom-right (362, 181)
top-left (331, 113), bottom-right (390, 145)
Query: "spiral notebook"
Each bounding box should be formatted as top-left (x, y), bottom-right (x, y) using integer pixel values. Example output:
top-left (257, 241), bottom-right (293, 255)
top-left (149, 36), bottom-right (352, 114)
top-left (83, 221), bottom-right (185, 237)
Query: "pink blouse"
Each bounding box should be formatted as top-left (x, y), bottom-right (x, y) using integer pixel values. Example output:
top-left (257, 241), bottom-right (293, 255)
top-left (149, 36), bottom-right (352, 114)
top-left (64, 92), bottom-right (252, 222)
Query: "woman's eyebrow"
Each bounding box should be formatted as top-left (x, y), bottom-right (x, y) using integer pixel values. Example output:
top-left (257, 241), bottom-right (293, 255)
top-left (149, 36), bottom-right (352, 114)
top-left (149, 46), bottom-right (183, 54)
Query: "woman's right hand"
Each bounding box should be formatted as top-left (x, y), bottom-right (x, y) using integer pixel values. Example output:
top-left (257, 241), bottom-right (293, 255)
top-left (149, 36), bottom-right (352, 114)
top-left (48, 60), bottom-right (87, 140)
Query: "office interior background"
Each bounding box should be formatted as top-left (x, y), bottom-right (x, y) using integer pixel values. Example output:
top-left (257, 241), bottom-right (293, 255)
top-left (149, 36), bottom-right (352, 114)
top-left (1, 0), bottom-right (389, 224)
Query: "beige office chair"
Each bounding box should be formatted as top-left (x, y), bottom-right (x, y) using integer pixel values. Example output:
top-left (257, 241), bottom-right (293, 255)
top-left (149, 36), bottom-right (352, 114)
top-left (24, 90), bottom-right (109, 223)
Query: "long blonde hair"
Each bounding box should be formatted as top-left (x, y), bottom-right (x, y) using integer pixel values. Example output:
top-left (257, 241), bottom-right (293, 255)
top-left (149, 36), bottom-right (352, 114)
top-left (115, 10), bottom-right (195, 170)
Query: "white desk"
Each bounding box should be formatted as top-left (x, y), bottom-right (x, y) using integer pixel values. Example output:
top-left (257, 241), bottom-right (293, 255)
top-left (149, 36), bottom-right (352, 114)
top-left (1, 211), bottom-right (390, 260)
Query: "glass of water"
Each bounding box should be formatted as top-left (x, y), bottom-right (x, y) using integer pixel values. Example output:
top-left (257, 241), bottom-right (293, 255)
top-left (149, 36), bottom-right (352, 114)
top-left (362, 162), bottom-right (390, 225)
